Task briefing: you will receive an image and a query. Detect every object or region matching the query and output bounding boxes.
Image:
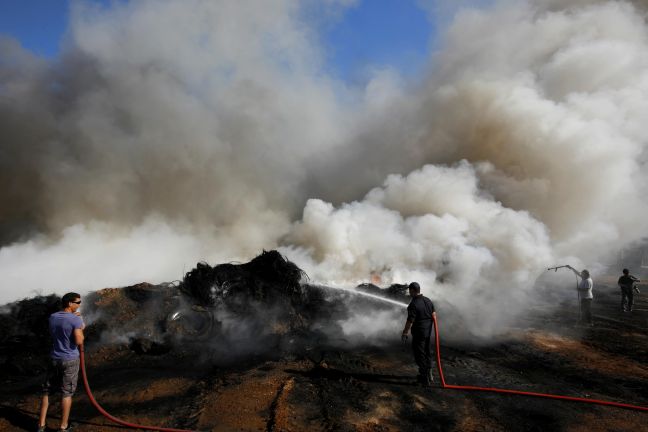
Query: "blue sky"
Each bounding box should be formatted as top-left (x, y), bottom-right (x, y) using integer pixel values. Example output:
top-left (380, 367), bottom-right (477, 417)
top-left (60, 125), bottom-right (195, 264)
top-left (319, 0), bottom-right (434, 81)
top-left (0, 0), bottom-right (72, 57)
top-left (0, 0), bottom-right (434, 82)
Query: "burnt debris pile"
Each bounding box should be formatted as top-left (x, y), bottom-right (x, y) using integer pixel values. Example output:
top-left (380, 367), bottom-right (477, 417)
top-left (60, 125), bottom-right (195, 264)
top-left (356, 282), bottom-right (409, 301)
top-left (180, 250), bottom-right (306, 307)
top-left (1, 250), bottom-right (406, 367)
top-left (79, 250), bottom-right (321, 361)
top-left (0, 295), bottom-right (61, 375)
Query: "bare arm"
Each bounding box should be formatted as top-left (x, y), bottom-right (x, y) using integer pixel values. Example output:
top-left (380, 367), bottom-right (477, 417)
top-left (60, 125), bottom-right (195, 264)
top-left (402, 319), bottom-right (413, 336)
top-left (74, 328), bottom-right (84, 347)
top-left (566, 265), bottom-right (581, 277)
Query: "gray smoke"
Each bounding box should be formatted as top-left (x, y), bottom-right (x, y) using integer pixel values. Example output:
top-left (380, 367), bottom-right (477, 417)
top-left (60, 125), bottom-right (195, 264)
top-left (2, 0), bottom-right (648, 337)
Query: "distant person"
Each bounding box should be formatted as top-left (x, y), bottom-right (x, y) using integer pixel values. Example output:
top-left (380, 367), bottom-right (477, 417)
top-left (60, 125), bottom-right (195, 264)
top-left (618, 268), bottom-right (640, 312)
top-left (401, 282), bottom-right (436, 386)
top-left (566, 266), bottom-right (594, 326)
top-left (37, 293), bottom-right (85, 432)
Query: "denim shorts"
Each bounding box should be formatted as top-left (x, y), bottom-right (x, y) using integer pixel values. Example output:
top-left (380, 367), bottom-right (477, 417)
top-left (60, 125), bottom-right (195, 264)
top-left (41, 358), bottom-right (80, 397)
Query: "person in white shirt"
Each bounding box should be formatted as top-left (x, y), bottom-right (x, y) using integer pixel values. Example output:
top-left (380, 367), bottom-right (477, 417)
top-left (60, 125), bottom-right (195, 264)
top-left (566, 265), bottom-right (594, 326)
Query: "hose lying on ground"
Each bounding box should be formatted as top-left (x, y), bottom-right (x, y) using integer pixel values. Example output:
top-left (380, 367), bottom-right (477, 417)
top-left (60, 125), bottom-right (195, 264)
top-left (432, 314), bottom-right (648, 412)
top-left (79, 347), bottom-right (198, 432)
top-left (79, 312), bottom-right (646, 432)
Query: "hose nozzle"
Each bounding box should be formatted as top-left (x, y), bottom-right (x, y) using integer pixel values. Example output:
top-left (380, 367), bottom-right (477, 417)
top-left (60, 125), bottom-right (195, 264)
top-left (547, 265), bottom-right (569, 272)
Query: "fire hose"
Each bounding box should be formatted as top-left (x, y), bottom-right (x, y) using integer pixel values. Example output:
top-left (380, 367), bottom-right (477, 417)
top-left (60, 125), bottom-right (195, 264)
top-left (79, 347), bottom-right (197, 431)
top-left (432, 314), bottom-right (648, 412)
top-left (547, 265), bottom-right (583, 320)
top-left (78, 313), bottom-right (646, 432)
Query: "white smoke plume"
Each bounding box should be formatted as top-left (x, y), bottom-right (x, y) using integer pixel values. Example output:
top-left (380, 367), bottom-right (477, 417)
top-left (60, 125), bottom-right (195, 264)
top-left (2, 0), bottom-right (648, 337)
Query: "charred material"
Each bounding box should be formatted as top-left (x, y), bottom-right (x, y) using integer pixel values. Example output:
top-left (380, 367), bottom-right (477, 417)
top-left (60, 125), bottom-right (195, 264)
top-left (129, 337), bottom-right (172, 355)
top-left (0, 251), bottom-right (403, 367)
top-left (0, 294), bottom-right (61, 342)
top-left (108, 251), bottom-right (319, 358)
top-left (356, 282), bottom-right (409, 301)
top-left (0, 294), bottom-right (60, 375)
top-left (180, 250), bottom-right (306, 307)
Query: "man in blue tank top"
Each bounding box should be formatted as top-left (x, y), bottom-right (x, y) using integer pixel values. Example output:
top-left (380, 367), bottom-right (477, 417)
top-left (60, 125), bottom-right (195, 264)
top-left (37, 292), bottom-right (85, 432)
top-left (401, 282), bottom-right (436, 386)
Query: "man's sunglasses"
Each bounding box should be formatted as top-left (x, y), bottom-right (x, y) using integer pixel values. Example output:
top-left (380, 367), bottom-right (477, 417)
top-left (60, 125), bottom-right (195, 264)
top-left (71, 301), bottom-right (82, 304)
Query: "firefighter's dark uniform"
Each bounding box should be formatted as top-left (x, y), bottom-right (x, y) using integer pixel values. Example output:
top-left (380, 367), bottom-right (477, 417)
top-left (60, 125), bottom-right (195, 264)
top-left (407, 294), bottom-right (435, 384)
top-left (618, 274), bottom-right (639, 312)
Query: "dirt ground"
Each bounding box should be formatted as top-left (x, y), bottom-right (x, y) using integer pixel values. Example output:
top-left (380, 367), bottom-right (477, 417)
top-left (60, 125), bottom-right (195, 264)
top-left (1, 278), bottom-right (647, 432)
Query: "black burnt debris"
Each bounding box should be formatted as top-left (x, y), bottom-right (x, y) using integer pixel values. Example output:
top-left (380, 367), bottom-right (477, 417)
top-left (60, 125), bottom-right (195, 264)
top-left (356, 282), bottom-right (409, 300)
top-left (78, 250), bottom-right (399, 361)
top-left (0, 250), bottom-right (403, 374)
top-left (0, 250), bottom-right (403, 371)
top-left (0, 294), bottom-right (61, 342)
top-left (0, 294), bottom-right (60, 376)
top-left (180, 250), bottom-right (307, 307)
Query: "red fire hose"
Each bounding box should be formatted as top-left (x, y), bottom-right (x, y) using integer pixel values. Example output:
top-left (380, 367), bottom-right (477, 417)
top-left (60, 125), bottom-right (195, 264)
top-left (78, 314), bottom-right (646, 432)
top-left (432, 314), bottom-right (648, 412)
top-left (79, 347), bottom-right (197, 431)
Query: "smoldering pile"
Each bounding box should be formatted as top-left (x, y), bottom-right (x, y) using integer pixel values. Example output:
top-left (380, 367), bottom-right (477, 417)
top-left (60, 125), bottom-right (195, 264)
top-left (0, 295), bottom-right (61, 375)
top-left (72, 250), bottom-right (408, 363)
top-left (180, 250), bottom-right (306, 307)
top-left (0, 249), bottom-right (411, 375)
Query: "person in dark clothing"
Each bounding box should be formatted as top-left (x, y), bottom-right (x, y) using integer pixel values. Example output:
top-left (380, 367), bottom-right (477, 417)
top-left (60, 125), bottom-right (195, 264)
top-left (401, 282), bottom-right (436, 386)
top-left (618, 268), bottom-right (640, 312)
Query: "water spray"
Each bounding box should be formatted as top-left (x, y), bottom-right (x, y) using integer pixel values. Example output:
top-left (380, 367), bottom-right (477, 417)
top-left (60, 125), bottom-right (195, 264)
top-left (311, 284), bottom-right (408, 308)
top-left (319, 281), bottom-right (648, 411)
top-left (311, 284), bottom-right (409, 352)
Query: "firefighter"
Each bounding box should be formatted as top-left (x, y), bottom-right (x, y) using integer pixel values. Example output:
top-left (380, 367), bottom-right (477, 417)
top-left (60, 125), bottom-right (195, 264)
top-left (566, 265), bottom-right (594, 326)
top-left (618, 268), bottom-right (640, 312)
top-left (401, 282), bottom-right (436, 386)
